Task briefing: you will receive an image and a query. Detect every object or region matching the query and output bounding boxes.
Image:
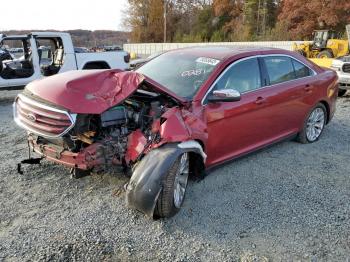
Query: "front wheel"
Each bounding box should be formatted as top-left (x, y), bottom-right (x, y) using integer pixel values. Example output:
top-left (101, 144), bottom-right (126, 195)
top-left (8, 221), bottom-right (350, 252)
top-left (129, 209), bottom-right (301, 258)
top-left (297, 103), bottom-right (327, 144)
top-left (154, 152), bottom-right (189, 218)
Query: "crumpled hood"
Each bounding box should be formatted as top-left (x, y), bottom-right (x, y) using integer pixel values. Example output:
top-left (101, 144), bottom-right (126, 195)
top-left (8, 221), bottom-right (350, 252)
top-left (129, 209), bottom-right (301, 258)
top-left (26, 69), bottom-right (145, 114)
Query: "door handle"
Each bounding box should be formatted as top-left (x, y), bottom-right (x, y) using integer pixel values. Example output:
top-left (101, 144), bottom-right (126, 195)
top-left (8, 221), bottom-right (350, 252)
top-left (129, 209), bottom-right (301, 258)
top-left (255, 96), bottom-right (266, 105)
top-left (304, 84), bottom-right (313, 92)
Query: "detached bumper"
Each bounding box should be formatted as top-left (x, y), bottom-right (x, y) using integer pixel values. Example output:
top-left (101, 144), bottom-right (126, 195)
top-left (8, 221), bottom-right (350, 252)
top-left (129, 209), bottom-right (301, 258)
top-left (28, 137), bottom-right (105, 170)
top-left (336, 71), bottom-right (350, 90)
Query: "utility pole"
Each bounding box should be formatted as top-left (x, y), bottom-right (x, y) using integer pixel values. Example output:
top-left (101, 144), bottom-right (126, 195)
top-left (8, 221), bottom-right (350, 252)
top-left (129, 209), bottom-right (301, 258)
top-left (262, 0), bottom-right (267, 37)
top-left (256, 0), bottom-right (261, 36)
top-left (163, 0), bottom-right (167, 43)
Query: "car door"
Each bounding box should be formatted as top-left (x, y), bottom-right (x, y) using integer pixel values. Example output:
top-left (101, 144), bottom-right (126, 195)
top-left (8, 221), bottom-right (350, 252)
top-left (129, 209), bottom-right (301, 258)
top-left (6, 36), bottom-right (41, 88)
top-left (260, 55), bottom-right (316, 138)
top-left (204, 57), bottom-right (274, 166)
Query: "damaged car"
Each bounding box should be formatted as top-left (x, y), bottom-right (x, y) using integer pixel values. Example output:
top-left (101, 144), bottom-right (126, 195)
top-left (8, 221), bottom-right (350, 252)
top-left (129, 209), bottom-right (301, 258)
top-left (13, 47), bottom-right (338, 218)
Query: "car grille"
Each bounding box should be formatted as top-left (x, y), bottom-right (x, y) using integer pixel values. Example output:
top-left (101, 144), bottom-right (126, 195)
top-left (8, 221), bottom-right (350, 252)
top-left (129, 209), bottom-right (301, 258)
top-left (342, 63), bottom-right (350, 73)
top-left (14, 94), bottom-right (76, 138)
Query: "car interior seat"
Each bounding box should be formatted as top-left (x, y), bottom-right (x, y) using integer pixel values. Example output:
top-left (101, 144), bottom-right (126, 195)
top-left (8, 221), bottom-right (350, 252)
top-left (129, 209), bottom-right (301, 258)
top-left (42, 47), bottom-right (64, 76)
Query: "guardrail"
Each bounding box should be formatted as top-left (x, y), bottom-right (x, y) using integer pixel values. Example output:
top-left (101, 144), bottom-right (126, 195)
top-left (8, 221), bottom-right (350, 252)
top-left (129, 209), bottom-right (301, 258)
top-left (123, 41), bottom-right (306, 57)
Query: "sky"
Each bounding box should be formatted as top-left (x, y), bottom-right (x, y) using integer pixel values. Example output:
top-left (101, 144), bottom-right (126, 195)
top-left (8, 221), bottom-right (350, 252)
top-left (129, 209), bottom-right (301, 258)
top-left (0, 0), bottom-right (128, 31)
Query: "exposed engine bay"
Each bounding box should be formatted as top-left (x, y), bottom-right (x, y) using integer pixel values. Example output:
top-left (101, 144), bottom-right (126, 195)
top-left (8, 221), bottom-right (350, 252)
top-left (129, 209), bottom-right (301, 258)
top-left (29, 83), bottom-right (179, 175)
top-left (14, 70), bottom-right (207, 217)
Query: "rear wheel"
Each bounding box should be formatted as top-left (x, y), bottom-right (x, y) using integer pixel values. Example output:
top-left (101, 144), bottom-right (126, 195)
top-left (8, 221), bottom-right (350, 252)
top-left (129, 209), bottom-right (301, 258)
top-left (154, 152), bottom-right (189, 218)
top-left (297, 103), bottom-right (327, 144)
top-left (316, 50), bottom-right (334, 58)
top-left (338, 89), bottom-right (347, 97)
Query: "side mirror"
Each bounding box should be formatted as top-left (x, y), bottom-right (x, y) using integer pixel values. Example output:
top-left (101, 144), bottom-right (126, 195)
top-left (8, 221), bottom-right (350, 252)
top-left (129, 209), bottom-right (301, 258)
top-left (207, 89), bottom-right (241, 103)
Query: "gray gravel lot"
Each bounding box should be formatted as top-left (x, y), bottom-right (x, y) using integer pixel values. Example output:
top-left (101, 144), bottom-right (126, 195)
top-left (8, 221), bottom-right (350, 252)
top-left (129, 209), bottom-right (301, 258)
top-left (0, 92), bottom-right (350, 261)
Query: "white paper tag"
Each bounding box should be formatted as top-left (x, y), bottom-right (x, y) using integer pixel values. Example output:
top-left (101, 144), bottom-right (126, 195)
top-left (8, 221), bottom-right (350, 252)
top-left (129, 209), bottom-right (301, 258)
top-left (196, 57), bottom-right (220, 66)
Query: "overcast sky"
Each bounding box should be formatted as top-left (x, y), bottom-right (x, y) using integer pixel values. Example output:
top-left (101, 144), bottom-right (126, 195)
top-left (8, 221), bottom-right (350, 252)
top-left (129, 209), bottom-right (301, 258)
top-left (0, 0), bottom-right (128, 31)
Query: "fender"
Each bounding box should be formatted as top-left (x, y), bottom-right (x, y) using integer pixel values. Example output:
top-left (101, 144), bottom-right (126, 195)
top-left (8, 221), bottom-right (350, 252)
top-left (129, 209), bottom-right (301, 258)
top-left (125, 141), bottom-right (206, 218)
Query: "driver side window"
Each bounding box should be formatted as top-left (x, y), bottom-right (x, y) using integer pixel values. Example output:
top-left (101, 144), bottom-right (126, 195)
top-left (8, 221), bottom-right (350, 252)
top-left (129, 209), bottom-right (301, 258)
top-left (213, 58), bottom-right (261, 94)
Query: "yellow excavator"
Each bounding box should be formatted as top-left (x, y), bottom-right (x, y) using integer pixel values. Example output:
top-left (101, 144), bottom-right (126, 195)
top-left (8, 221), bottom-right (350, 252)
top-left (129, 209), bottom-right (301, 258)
top-left (293, 26), bottom-right (349, 59)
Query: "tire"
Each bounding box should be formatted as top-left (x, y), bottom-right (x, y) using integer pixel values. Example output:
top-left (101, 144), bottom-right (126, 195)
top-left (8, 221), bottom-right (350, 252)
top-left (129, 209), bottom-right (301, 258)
top-left (316, 50), bottom-right (334, 58)
top-left (338, 89), bottom-right (347, 97)
top-left (297, 103), bottom-right (327, 144)
top-left (154, 152), bottom-right (189, 218)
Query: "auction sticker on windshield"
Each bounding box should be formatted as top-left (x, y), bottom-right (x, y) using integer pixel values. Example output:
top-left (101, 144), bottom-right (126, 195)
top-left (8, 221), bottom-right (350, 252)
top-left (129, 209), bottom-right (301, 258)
top-left (196, 57), bottom-right (220, 66)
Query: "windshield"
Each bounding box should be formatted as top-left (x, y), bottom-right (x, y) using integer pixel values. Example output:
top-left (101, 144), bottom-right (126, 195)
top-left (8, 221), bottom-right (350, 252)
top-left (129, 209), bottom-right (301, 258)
top-left (137, 52), bottom-right (220, 98)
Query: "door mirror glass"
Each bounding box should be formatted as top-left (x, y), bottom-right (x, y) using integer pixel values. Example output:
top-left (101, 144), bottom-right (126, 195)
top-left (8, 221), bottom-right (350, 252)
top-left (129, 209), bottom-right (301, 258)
top-left (208, 89), bottom-right (241, 103)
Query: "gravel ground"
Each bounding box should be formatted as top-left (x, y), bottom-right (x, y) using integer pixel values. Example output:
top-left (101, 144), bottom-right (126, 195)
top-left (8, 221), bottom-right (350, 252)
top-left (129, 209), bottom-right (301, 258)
top-left (0, 92), bottom-right (350, 261)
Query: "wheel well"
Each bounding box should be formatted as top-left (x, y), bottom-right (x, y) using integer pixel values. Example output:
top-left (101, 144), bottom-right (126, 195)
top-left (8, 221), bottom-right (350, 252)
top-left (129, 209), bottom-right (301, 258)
top-left (83, 61), bottom-right (110, 69)
top-left (189, 140), bottom-right (206, 180)
top-left (188, 152), bottom-right (205, 180)
top-left (319, 100), bottom-right (330, 124)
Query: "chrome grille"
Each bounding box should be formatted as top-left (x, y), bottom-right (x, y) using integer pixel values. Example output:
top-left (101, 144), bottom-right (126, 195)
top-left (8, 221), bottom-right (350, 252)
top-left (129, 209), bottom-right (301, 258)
top-left (13, 94), bottom-right (76, 138)
top-left (342, 63), bottom-right (350, 73)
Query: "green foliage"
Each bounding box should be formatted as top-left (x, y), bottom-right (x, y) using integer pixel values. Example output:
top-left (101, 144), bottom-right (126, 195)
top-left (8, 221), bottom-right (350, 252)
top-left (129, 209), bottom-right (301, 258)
top-left (210, 30), bottom-right (225, 42)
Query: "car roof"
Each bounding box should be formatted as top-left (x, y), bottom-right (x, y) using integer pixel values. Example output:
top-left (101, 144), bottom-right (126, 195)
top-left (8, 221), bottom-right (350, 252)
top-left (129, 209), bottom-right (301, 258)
top-left (164, 46), bottom-right (282, 60)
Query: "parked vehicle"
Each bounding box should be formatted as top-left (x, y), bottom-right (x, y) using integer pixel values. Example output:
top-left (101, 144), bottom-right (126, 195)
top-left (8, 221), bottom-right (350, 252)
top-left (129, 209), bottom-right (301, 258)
top-left (129, 52), bottom-right (162, 70)
top-left (330, 56), bottom-right (350, 96)
top-left (293, 25), bottom-right (350, 59)
top-left (310, 56), bottom-right (350, 97)
top-left (13, 47), bottom-right (338, 218)
top-left (74, 47), bottom-right (90, 53)
top-left (0, 32), bottom-right (130, 89)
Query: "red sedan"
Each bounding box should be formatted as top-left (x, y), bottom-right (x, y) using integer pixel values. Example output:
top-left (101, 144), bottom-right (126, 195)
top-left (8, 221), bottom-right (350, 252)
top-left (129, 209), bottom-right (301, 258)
top-left (13, 47), bottom-right (338, 218)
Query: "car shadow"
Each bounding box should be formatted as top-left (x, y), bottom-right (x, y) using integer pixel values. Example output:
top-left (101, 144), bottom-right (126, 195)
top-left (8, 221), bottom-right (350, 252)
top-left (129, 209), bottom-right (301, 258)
top-left (158, 121), bottom-right (350, 256)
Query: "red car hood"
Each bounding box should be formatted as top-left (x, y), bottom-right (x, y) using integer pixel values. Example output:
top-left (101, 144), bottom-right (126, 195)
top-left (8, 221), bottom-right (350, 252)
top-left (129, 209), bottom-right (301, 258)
top-left (26, 69), bottom-right (186, 114)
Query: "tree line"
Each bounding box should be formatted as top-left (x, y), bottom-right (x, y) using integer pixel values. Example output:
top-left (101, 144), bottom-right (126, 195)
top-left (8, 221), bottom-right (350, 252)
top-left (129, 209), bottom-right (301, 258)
top-left (1, 30), bottom-right (129, 47)
top-left (124, 0), bottom-right (350, 43)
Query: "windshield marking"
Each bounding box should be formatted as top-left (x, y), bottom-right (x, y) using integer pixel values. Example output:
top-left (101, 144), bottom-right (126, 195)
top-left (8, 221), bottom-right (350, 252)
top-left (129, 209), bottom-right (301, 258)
top-left (196, 57), bottom-right (220, 66)
top-left (181, 69), bottom-right (204, 77)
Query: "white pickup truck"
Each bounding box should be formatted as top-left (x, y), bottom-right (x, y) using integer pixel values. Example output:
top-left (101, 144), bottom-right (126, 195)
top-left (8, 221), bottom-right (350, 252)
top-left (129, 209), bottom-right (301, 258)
top-left (0, 32), bottom-right (130, 89)
top-left (331, 57), bottom-right (350, 96)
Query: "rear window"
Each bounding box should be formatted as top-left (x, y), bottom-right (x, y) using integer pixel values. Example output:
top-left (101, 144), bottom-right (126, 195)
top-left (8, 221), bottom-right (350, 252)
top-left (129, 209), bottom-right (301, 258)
top-left (292, 59), bottom-right (312, 78)
top-left (263, 56), bottom-right (313, 85)
top-left (263, 56), bottom-right (296, 85)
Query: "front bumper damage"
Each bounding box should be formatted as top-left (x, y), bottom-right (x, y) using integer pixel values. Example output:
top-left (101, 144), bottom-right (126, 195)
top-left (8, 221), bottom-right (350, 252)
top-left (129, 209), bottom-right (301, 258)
top-left (28, 134), bottom-right (207, 218)
top-left (28, 135), bottom-right (106, 170)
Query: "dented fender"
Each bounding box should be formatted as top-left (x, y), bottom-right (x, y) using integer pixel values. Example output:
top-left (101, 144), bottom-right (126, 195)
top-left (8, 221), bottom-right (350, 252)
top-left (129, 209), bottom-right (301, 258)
top-left (125, 141), bottom-right (205, 218)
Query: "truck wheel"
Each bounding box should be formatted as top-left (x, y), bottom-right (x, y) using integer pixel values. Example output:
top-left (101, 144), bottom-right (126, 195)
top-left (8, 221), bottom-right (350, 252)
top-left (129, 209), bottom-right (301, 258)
top-left (154, 152), bottom-right (189, 218)
top-left (316, 50), bottom-right (334, 58)
top-left (297, 103), bottom-right (327, 144)
top-left (338, 89), bottom-right (347, 97)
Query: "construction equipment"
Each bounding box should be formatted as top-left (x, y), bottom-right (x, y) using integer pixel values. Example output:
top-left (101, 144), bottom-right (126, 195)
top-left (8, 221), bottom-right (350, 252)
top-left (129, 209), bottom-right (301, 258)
top-left (293, 26), bottom-right (350, 59)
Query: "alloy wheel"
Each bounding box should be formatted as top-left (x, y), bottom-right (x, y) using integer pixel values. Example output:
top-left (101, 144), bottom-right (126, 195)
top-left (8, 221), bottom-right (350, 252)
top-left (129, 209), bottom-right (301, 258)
top-left (173, 153), bottom-right (189, 208)
top-left (306, 107), bottom-right (325, 142)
